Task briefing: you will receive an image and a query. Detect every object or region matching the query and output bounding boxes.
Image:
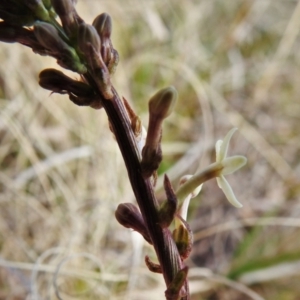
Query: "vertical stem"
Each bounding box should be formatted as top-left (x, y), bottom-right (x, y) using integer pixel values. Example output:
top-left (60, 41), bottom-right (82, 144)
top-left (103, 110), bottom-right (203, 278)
top-left (100, 87), bottom-right (189, 299)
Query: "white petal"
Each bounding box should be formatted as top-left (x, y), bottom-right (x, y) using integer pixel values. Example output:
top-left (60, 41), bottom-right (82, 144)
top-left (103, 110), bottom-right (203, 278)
top-left (221, 155), bottom-right (247, 175)
top-left (191, 183), bottom-right (203, 198)
top-left (215, 140), bottom-right (223, 162)
top-left (219, 128), bottom-right (237, 161)
top-left (178, 195), bottom-right (192, 220)
top-left (217, 175), bottom-right (243, 208)
top-left (216, 176), bottom-right (222, 188)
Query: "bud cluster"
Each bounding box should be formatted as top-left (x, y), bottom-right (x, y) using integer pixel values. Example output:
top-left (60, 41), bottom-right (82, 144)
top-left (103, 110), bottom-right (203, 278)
top-left (0, 0), bottom-right (119, 103)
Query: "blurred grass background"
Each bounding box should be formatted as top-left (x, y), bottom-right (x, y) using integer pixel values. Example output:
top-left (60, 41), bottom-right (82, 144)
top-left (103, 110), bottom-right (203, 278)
top-left (1, 0), bottom-right (300, 299)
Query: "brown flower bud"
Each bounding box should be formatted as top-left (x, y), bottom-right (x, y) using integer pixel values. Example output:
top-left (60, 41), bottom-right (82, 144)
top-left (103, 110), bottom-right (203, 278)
top-left (148, 86), bottom-right (177, 120)
top-left (34, 22), bottom-right (86, 73)
top-left (92, 13), bottom-right (119, 73)
top-left (92, 13), bottom-right (112, 40)
top-left (141, 87), bottom-right (177, 178)
top-left (51, 0), bottom-right (77, 37)
top-left (34, 21), bottom-right (66, 52)
top-left (78, 22), bottom-right (101, 56)
top-left (39, 68), bottom-right (93, 96)
top-left (115, 203), bottom-right (152, 244)
top-left (39, 68), bottom-right (100, 107)
top-left (51, 0), bottom-right (74, 16)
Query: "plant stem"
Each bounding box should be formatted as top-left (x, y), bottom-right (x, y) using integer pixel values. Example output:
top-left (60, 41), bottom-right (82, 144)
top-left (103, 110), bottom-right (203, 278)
top-left (100, 87), bottom-right (189, 299)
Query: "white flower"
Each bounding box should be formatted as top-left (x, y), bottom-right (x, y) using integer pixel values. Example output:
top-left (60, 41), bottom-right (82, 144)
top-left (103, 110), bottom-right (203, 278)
top-left (175, 128), bottom-right (247, 215)
top-left (215, 128), bottom-right (247, 208)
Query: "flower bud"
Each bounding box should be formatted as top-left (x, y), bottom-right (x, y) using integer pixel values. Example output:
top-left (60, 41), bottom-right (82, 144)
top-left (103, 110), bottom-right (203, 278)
top-left (39, 68), bottom-right (93, 97)
top-left (51, 0), bottom-right (77, 37)
top-left (115, 203), bottom-right (152, 244)
top-left (51, 0), bottom-right (74, 16)
top-left (34, 22), bottom-right (86, 73)
top-left (92, 13), bottom-right (119, 72)
top-left (140, 87), bottom-right (177, 178)
top-left (148, 86), bottom-right (177, 120)
top-left (34, 21), bottom-right (66, 51)
top-left (39, 68), bottom-right (101, 107)
top-left (78, 22), bottom-right (101, 56)
top-left (146, 86), bottom-right (177, 150)
top-left (92, 13), bottom-right (112, 40)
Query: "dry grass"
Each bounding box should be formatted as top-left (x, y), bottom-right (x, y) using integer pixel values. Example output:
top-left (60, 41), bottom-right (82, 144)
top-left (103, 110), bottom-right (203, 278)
top-left (1, 0), bottom-right (300, 299)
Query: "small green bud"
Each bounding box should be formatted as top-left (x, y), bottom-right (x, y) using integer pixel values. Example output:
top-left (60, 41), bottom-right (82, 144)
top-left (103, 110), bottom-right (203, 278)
top-left (148, 86), bottom-right (177, 120)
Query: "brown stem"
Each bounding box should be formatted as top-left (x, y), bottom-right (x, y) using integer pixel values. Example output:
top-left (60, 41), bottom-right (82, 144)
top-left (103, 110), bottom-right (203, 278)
top-left (99, 87), bottom-right (190, 299)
